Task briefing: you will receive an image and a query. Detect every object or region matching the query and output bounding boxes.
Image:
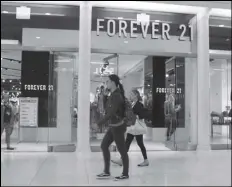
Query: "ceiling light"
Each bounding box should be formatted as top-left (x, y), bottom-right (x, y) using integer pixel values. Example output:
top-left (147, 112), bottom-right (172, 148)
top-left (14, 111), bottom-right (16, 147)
top-left (118, 17), bottom-right (123, 19)
top-left (166, 74), bottom-right (169, 78)
top-left (9, 80), bottom-right (12, 82)
top-left (2, 11), bottom-right (9, 14)
top-left (155, 20), bottom-right (160, 22)
top-left (45, 13), bottom-right (51, 15)
top-left (2, 80), bottom-right (5, 82)
top-left (219, 25), bottom-right (224, 27)
top-left (36, 36), bottom-right (40, 39)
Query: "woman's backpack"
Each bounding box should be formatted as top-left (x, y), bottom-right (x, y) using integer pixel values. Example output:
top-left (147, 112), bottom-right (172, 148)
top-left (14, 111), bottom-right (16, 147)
top-left (124, 99), bottom-right (136, 127)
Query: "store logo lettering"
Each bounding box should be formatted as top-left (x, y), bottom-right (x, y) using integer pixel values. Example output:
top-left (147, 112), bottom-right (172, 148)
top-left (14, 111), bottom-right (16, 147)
top-left (24, 84), bottom-right (53, 91)
top-left (156, 87), bottom-right (182, 94)
top-left (97, 19), bottom-right (193, 41)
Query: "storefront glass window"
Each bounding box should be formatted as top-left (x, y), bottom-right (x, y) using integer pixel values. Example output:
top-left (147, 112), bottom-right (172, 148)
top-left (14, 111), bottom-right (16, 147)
top-left (209, 15), bottom-right (231, 150)
top-left (89, 6), bottom-right (197, 151)
top-left (1, 2), bottom-right (79, 152)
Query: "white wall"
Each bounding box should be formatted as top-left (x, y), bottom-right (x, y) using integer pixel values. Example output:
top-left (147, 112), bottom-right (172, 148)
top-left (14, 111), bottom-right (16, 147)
top-left (22, 28), bottom-right (193, 56)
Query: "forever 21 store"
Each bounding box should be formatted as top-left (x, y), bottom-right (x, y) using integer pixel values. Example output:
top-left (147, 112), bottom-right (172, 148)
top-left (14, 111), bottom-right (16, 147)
top-left (1, 1), bottom-right (231, 152)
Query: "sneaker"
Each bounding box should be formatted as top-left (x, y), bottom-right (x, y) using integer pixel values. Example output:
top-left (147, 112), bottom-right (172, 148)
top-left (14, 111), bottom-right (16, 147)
top-left (138, 160), bottom-right (149, 167)
top-left (114, 174), bottom-right (129, 181)
top-left (96, 172), bottom-right (111, 179)
top-left (6, 147), bottom-right (15, 150)
top-left (111, 159), bottom-right (122, 166)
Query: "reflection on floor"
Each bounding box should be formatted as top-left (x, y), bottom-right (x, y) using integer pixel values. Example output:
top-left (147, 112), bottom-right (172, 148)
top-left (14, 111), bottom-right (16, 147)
top-left (90, 139), bottom-right (171, 151)
top-left (1, 143), bottom-right (47, 152)
top-left (211, 135), bottom-right (231, 145)
top-left (1, 150), bottom-right (231, 186)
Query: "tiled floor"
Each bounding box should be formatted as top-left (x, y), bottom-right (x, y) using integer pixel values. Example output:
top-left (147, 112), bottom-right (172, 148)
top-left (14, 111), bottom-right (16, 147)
top-left (1, 150), bottom-right (231, 186)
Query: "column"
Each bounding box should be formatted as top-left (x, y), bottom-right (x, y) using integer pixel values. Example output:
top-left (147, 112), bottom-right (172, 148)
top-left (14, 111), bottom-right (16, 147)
top-left (77, 1), bottom-right (92, 153)
top-left (196, 8), bottom-right (211, 150)
top-left (185, 57), bottom-right (198, 146)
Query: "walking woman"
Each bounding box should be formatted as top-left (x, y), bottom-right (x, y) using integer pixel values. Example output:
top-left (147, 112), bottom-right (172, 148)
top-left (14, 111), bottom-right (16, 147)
top-left (112, 89), bottom-right (149, 167)
top-left (93, 74), bottom-right (129, 180)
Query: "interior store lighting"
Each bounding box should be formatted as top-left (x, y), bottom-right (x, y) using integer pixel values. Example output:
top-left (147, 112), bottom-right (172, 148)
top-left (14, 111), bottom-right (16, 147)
top-left (1, 39), bottom-right (19, 45)
top-left (91, 1), bottom-right (204, 14)
top-left (219, 25), bottom-right (225, 27)
top-left (210, 8), bottom-right (231, 18)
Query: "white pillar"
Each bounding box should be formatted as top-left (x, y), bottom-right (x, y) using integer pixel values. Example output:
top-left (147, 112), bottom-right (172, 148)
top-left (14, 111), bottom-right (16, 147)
top-left (196, 8), bottom-right (211, 150)
top-left (77, 1), bottom-right (92, 153)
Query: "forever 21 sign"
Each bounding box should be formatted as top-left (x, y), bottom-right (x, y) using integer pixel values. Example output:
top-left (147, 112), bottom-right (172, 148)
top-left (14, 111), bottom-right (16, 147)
top-left (97, 19), bottom-right (193, 41)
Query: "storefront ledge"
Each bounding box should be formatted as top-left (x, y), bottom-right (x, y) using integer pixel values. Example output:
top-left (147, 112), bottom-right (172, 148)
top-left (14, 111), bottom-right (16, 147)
top-left (211, 144), bottom-right (231, 150)
top-left (165, 141), bottom-right (197, 151)
top-left (196, 144), bottom-right (211, 151)
top-left (90, 145), bottom-right (116, 152)
top-left (48, 144), bottom-right (76, 152)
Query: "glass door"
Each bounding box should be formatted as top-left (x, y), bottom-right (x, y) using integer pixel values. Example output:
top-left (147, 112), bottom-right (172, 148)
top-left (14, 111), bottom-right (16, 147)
top-left (173, 57), bottom-right (188, 150)
top-left (165, 57), bottom-right (194, 151)
top-left (89, 53), bottom-right (119, 152)
top-left (227, 59), bottom-right (231, 149)
top-left (47, 52), bottom-right (77, 152)
top-left (210, 59), bottom-right (231, 150)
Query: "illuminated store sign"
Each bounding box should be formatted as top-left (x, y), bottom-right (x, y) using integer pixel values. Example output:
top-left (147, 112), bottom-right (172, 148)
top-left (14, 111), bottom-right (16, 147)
top-left (156, 87), bottom-right (182, 94)
top-left (24, 84), bottom-right (54, 91)
top-left (97, 19), bottom-right (193, 41)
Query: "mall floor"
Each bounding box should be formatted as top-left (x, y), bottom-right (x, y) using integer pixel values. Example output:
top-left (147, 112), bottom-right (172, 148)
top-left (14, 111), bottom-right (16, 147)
top-left (1, 150), bottom-right (231, 186)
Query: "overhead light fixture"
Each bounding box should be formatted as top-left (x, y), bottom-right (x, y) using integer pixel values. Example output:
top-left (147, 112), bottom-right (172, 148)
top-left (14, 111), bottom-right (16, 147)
top-left (155, 20), bottom-right (160, 22)
top-left (91, 62), bottom-right (115, 65)
top-left (16, 6), bottom-right (31, 20)
top-left (219, 25), bottom-right (224, 27)
top-left (45, 13), bottom-right (51, 15)
top-left (2, 80), bottom-right (5, 83)
top-left (9, 80), bottom-right (12, 82)
top-left (2, 11), bottom-right (9, 14)
top-left (137, 13), bottom-right (150, 25)
top-left (1, 39), bottom-right (19, 45)
top-left (36, 36), bottom-right (40, 39)
top-left (118, 17), bottom-right (123, 20)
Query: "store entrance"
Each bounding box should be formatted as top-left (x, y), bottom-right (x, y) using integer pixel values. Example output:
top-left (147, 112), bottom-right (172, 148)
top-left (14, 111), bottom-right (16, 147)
top-left (1, 50), bottom-right (78, 152)
top-left (89, 53), bottom-right (196, 152)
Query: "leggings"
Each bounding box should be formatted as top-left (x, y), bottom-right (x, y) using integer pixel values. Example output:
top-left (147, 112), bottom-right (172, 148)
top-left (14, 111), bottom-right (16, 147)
top-left (101, 125), bottom-right (129, 176)
top-left (125, 133), bottom-right (148, 160)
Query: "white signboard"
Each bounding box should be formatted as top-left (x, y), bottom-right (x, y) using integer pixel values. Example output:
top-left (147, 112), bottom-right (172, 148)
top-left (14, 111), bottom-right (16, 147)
top-left (19, 97), bottom-right (38, 127)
